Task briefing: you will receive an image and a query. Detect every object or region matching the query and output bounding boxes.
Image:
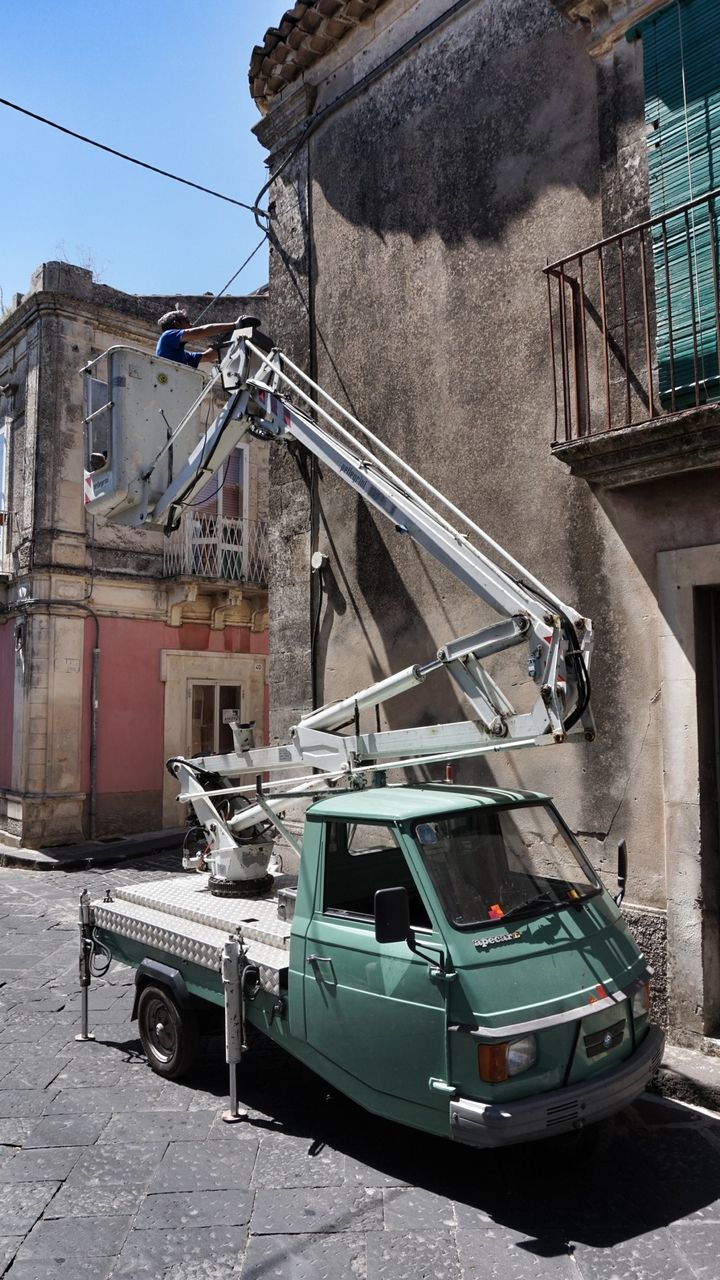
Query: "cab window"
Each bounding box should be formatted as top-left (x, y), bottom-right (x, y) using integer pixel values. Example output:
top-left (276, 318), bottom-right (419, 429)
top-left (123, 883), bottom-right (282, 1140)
top-left (322, 820), bottom-right (432, 930)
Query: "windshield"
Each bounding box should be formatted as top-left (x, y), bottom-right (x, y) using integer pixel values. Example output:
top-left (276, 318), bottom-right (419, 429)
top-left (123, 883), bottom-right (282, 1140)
top-left (412, 803), bottom-right (601, 930)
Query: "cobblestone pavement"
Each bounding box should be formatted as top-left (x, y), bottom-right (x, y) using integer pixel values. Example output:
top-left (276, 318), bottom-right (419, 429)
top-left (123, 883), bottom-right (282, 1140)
top-left (2, 856), bottom-right (720, 1279)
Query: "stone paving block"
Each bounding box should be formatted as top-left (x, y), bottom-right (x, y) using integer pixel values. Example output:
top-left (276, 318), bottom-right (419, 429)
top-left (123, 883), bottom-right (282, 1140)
top-left (51, 1059), bottom-right (124, 1089)
top-left (0, 1023), bottom-right (76, 1049)
top-left (206, 1113), bottom-right (271, 1141)
top-left (457, 1228), bottom-right (575, 1277)
top-left (344, 1153), bottom-right (411, 1188)
top-left (111, 1224), bottom-right (248, 1278)
top-left (153, 1138), bottom-right (258, 1192)
top-left (667, 1220), bottom-right (720, 1276)
top-left (48, 1081), bottom-right (180, 1113)
top-left (382, 1184), bottom-right (457, 1230)
top-left (571, 1230), bottom-right (696, 1279)
top-left (0, 1118), bottom-right (34, 1145)
top-left (136, 1188), bottom-right (253, 1230)
top-left (24, 1112), bottom-right (110, 1148)
top-left (14, 1212), bottom-right (132, 1261)
top-left (5, 1259), bottom-right (115, 1280)
top-left (0, 1235), bottom-right (23, 1272)
top-left (3, 1056), bottom-right (69, 1089)
top-left (366, 1228), bottom-right (462, 1279)
top-left (98, 1109), bottom-right (214, 1145)
top-left (0, 1088), bottom-right (58, 1119)
top-left (83, 1000), bottom-right (135, 1026)
top-left (62, 1141), bottom-right (168, 1190)
top-left (0, 1179), bottom-right (61, 1233)
top-left (169, 1080), bottom-right (229, 1112)
top-left (241, 1231), bottom-right (367, 1280)
top-left (454, 1198), bottom-right (503, 1229)
top-left (0, 1145), bottom-right (83, 1183)
top-left (0, 953), bottom-right (43, 971)
top-left (251, 1131), bottom-right (346, 1189)
top-left (251, 1185), bottom-right (383, 1235)
top-left (44, 1180), bottom-right (143, 1217)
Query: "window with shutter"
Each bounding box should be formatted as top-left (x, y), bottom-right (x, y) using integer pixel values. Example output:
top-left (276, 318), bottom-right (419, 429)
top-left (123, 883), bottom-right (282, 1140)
top-left (639, 0), bottom-right (720, 401)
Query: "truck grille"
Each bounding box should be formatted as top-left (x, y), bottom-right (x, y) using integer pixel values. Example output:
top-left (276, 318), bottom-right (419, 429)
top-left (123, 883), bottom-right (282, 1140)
top-left (545, 1099), bottom-right (580, 1129)
top-left (584, 1018), bottom-right (625, 1058)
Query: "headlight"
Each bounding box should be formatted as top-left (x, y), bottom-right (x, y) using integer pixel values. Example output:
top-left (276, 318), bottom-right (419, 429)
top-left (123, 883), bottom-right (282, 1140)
top-left (632, 978), bottom-right (651, 1019)
top-left (478, 1034), bottom-right (537, 1082)
top-left (507, 1034), bottom-right (537, 1076)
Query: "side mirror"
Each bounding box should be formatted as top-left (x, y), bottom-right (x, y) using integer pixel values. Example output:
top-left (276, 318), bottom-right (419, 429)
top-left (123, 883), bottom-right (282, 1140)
top-left (375, 887), bottom-right (410, 944)
top-left (615, 839), bottom-right (628, 907)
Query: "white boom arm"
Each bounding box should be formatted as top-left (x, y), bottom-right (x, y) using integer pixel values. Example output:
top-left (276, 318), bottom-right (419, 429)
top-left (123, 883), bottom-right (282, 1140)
top-left (83, 320), bottom-right (594, 886)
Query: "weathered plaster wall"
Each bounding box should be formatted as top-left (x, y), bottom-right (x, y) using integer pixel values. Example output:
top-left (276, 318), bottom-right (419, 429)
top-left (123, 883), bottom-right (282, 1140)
top-left (256, 0), bottom-right (720, 1043)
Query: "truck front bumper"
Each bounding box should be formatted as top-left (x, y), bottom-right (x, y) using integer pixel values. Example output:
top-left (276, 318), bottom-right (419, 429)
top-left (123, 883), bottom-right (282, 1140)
top-left (449, 1024), bottom-right (665, 1149)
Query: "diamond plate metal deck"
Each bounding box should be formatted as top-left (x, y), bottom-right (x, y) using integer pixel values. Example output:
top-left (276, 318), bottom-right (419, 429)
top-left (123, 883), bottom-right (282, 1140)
top-left (92, 873), bottom-right (295, 996)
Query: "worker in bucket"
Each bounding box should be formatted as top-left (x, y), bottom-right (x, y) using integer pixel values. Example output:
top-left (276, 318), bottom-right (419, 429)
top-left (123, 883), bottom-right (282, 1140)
top-left (155, 308), bottom-right (234, 368)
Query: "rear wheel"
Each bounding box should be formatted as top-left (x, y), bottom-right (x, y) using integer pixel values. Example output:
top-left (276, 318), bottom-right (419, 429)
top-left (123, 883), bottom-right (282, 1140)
top-left (137, 983), bottom-right (199, 1079)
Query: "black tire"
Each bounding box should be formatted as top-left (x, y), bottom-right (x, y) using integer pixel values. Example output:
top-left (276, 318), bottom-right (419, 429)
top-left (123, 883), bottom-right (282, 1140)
top-left (137, 983), bottom-right (199, 1080)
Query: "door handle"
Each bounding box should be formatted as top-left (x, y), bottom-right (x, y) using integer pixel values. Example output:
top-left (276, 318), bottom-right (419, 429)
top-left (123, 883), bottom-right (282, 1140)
top-left (307, 954), bottom-right (332, 965)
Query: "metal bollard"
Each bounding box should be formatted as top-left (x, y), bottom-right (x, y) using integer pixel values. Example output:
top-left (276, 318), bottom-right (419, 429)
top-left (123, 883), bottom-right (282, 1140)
top-left (75, 889), bottom-right (95, 1042)
top-left (222, 938), bottom-right (248, 1123)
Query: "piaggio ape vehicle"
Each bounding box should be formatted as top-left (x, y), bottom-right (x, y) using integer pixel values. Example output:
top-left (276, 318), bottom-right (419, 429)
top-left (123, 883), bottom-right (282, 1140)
top-left (76, 319), bottom-right (663, 1146)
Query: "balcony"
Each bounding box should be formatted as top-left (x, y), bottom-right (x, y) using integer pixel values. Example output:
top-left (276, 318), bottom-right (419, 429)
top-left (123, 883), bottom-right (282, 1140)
top-left (545, 187), bottom-right (720, 487)
top-left (162, 514), bottom-right (269, 587)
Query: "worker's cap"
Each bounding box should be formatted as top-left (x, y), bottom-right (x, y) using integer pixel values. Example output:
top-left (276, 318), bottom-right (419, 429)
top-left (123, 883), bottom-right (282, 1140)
top-left (158, 308), bottom-right (190, 330)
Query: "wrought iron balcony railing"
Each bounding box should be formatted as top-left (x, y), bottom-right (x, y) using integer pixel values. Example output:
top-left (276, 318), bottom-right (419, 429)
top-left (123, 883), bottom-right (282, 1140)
top-left (544, 186), bottom-right (720, 443)
top-left (162, 514), bottom-right (269, 586)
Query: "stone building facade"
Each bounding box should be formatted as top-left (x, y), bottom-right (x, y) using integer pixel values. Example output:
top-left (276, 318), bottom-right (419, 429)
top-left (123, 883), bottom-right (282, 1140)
top-left (249, 0), bottom-right (720, 1049)
top-left (0, 262), bottom-right (269, 847)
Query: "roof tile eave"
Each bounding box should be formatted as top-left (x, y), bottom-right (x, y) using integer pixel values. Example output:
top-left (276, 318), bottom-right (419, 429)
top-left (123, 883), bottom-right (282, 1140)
top-left (249, 0), bottom-right (392, 111)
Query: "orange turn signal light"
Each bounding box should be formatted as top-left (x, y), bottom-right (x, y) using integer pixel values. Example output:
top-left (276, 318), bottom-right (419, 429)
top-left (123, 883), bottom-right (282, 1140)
top-left (478, 1042), bottom-right (509, 1083)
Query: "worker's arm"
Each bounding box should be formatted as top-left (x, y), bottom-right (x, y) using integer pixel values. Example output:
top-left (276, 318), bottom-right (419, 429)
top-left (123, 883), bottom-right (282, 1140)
top-left (180, 322), bottom-right (233, 345)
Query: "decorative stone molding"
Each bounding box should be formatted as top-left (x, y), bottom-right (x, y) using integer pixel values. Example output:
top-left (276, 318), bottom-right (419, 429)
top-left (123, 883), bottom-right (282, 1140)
top-left (552, 403), bottom-right (720, 487)
top-left (550, 0), bottom-right (673, 56)
top-left (165, 580), bottom-right (267, 630)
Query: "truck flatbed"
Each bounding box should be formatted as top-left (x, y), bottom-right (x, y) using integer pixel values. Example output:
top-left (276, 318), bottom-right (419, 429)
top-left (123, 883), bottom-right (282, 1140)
top-left (94, 874), bottom-right (296, 996)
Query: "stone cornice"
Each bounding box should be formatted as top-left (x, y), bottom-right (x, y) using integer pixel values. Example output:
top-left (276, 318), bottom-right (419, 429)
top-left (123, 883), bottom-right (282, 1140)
top-left (551, 0), bottom-right (672, 57)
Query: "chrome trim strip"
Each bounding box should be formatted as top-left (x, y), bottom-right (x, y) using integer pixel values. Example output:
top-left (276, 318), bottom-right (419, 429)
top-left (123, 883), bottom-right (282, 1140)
top-left (449, 985), bottom-right (644, 1043)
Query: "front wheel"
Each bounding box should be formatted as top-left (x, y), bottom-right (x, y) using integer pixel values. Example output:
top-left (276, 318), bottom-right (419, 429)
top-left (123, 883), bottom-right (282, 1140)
top-left (136, 984), bottom-right (199, 1079)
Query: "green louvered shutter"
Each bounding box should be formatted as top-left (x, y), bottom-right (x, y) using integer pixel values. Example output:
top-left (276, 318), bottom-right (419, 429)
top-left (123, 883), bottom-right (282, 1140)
top-left (640, 0), bottom-right (720, 401)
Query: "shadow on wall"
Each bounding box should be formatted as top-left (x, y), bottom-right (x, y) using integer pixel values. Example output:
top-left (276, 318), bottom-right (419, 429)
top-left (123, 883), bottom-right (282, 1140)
top-left (316, 495), bottom-right (498, 786)
top-left (309, 1), bottom-right (598, 248)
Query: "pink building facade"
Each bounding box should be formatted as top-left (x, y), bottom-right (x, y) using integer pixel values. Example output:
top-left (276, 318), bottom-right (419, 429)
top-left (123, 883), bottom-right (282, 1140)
top-left (0, 262), bottom-right (269, 847)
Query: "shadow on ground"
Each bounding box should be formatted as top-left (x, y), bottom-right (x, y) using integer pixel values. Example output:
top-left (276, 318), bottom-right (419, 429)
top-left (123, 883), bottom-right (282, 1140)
top-left (101, 1026), bottom-right (720, 1256)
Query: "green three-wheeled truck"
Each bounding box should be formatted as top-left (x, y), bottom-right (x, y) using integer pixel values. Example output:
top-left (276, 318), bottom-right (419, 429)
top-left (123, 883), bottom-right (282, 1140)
top-left (77, 320), bottom-right (664, 1147)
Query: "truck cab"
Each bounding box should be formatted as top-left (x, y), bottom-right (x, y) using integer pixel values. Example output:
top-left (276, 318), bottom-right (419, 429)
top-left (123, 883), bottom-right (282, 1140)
top-left (282, 784), bottom-right (663, 1147)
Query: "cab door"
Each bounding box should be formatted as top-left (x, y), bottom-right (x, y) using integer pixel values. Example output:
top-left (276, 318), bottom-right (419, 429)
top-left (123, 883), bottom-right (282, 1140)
top-left (301, 819), bottom-right (451, 1130)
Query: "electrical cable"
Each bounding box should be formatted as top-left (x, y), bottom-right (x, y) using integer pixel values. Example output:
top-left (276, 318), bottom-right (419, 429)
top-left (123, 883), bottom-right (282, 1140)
top-left (185, 455), bottom-right (231, 508)
top-left (190, 234), bottom-right (269, 327)
top-left (0, 96), bottom-right (260, 215)
top-left (89, 929), bottom-right (112, 977)
top-left (518, 581), bottom-right (591, 731)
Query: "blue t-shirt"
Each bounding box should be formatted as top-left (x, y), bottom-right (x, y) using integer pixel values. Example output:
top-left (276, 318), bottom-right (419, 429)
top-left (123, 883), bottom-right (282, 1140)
top-left (155, 329), bottom-right (202, 369)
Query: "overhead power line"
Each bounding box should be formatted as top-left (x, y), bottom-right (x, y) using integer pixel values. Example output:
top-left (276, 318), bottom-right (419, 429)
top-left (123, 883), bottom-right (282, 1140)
top-left (191, 235), bottom-right (269, 326)
top-left (0, 95), bottom-right (262, 216)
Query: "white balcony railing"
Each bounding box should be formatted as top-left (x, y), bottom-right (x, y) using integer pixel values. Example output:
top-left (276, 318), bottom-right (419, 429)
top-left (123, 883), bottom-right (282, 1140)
top-left (163, 514), bottom-right (269, 586)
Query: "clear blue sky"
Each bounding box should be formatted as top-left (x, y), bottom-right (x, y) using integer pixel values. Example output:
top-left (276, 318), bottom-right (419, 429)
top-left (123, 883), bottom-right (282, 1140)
top-left (0, 1), bottom-right (291, 307)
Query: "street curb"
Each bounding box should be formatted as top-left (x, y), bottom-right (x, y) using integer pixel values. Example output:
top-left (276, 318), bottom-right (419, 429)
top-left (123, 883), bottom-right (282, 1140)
top-left (0, 828), bottom-right (184, 872)
top-left (651, 1045), bottom-right (720, 1115)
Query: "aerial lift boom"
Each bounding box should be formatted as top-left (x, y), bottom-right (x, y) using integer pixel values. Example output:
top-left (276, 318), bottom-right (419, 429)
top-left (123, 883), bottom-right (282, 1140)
top-left (83, 319), bottom-right (594, 891)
